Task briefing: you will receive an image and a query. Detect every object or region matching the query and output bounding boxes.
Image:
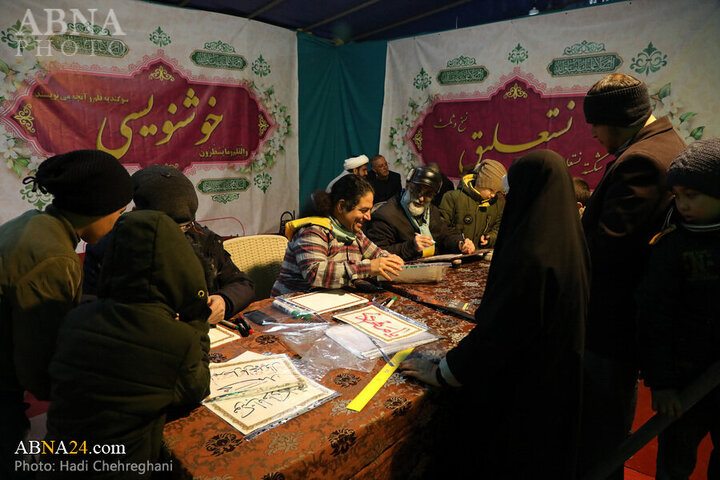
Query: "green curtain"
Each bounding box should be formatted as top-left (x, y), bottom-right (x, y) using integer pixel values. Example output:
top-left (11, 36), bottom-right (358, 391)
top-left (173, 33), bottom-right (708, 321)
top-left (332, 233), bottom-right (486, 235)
top-left (297, 33), bottom-right (387, 212)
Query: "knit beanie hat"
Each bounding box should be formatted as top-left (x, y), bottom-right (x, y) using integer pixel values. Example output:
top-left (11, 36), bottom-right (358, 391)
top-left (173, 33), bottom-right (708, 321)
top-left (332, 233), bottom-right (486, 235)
top-left (583, 82), bottom-right (652, 127)
top-left (474, 159), bottom-right (507, 193)
top-left (32, 149), bottom-right (132, 216)
top-left (667, 138), bottom-right (720, 198)
top-left (132, 165), bottom-right (198, 223)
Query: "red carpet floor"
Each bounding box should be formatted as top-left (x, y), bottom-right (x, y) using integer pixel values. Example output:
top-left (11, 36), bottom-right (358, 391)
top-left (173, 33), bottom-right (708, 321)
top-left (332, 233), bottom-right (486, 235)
top-left (625, 380), bottom-right (713, 479)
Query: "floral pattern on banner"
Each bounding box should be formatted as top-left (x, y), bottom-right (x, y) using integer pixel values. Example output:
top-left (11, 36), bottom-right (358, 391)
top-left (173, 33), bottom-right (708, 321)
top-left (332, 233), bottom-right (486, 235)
top-left (1, 14), bottom-right (296, 223)
top-left (254, 172), bottom-right (272, 193)
top-left (233, 82), bottom-right (292, 177)
top-left (149, 27), bottom-right (171, 47)
top-left (388, 93), bottom-right (437, 174)
top-left (0, 46), bottom-right (47, 200)
top-left (650, 82), bottom-right (704, 143)
top-left (507, 43), bottom-right (528, 64)
top-left (413, 68), bottom-right (432, 90)
top-left (0, 20), bottom-right (38, 54)
top-left (252, 55), bottom-right (271, 77)
top-left (630, 42), bottom-right (668, 76)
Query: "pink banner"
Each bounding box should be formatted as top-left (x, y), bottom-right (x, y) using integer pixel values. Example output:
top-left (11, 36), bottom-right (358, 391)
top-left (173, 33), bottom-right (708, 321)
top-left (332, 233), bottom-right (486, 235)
top-left (10, 60), bottom-right (272, 171)
top-left (410, 78), bottom-right (609, 186)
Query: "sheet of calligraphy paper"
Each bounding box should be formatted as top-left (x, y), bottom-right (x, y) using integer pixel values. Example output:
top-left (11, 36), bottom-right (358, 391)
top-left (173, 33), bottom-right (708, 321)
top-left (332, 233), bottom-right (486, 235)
top-left (205, 351), bottom-right (336, 436)
top-left (284, 290), bottom-right (367, 314)
top-left (206, 354), bottom-right (305, 401)
top-left (209, 325), bottom-right (242, 348)
top-left (333, 304), bottom-right (426, 342)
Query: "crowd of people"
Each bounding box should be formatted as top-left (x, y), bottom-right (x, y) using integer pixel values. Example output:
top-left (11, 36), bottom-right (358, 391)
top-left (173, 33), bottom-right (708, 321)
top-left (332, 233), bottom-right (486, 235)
top-left (1, 72), bottom-right (718, 479)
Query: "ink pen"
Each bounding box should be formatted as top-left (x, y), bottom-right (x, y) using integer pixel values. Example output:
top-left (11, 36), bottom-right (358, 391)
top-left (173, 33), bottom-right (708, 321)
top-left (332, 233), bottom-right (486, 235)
top-left (219, 319), bottom-right (252, 337)
top-left (219, 319), bottom-right (240, 331)
top-left (275, 297), bottom-right (324, 322)
top-left (272, 297), bottom-right (313, 320)
top-left (385, 296), bottom-right (397, 308)
top-left (368, 335), bottom-right (394, 366)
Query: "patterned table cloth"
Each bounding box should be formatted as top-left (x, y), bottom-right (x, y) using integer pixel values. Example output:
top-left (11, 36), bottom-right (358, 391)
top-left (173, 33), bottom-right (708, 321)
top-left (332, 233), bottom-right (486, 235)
top-left (164, 293), bottom-right (477, 480)
top-left (383, 260), bottom-right (490, 321)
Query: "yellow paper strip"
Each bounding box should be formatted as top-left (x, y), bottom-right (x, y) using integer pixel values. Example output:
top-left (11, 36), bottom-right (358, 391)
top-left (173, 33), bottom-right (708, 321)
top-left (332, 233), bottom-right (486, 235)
top-left (346, 348), bottom-right (414, 412)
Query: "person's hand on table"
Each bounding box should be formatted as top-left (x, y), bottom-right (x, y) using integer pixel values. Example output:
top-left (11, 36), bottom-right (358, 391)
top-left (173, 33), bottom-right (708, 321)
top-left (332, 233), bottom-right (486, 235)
top-left (207, 295), bottom-right (226, 325)
top-left (414, 233), bottom-right (435, 252)
top-left (651, 388), bottom-right (683, 418)
top-left (370, 255), bottom-right (404, 281)
top-left (399, 357), bottom-right (440, 387)
top-left (459, 237), bottom-right (475, 254)
top-left (478, 235), bottom-right (489, 246)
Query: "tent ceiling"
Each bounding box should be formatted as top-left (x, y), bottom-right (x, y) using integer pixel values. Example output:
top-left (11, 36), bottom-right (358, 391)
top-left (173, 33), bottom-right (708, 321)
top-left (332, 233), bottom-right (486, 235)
top-left (145, 0), bottom-right (618, 43)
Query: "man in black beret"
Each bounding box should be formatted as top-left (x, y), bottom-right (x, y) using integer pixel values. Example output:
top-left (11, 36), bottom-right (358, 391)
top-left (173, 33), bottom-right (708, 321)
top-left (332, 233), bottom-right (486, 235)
top-left (365, 165), bottom-right (474, 260)
top-left (578, 73), bottom-right (686, 479)
top-left (0, 150), bottom-right (132, 478)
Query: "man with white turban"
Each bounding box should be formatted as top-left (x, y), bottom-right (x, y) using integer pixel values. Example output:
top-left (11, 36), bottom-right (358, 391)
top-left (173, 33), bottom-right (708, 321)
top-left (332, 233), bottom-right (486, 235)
top-left (326, 154), bottom-right (369, 192)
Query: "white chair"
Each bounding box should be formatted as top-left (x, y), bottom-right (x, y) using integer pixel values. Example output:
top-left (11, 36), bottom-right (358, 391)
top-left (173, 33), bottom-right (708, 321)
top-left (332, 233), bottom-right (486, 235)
top-left (223, 235), bottom-right (288, 300)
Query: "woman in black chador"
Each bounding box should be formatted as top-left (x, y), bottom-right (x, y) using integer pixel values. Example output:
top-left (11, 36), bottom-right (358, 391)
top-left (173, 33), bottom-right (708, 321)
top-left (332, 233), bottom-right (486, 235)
top-left (401, 150), bottom-right (590, 479)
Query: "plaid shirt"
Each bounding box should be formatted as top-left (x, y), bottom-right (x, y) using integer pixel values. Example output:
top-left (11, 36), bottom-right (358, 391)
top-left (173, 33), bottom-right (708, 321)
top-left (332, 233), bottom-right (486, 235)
top-left (271, 225), bottom-right (388, 296)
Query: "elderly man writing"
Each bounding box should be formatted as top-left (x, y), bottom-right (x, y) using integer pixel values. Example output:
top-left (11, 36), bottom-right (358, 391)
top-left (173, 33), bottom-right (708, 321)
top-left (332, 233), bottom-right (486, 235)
top-left (365, 166), bottom-right (474, 260)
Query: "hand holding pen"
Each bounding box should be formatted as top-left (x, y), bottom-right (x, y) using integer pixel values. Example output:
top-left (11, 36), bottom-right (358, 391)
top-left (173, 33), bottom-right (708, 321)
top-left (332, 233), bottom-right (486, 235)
top-left (414, 233), bottom-right (434, 252)
top-left (458, 233), bottom-right (475, 254)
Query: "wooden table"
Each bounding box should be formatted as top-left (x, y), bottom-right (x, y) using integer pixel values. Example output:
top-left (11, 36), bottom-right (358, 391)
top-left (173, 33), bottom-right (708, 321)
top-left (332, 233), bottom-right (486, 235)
top-left (163, 292), bottom-right (476, 480)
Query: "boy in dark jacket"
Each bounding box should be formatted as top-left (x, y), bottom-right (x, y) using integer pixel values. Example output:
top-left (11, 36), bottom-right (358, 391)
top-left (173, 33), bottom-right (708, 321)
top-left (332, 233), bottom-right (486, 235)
top-left (84, 165), bottom-right (255, 323)
top-left (0, 150), bottom-right (132, 479)
top-left (637, 138), bottom-right (720, 480)
top-left (439, 159), bottom-right (507, 247)
top-left (44, 210), bottom-right (212, 479)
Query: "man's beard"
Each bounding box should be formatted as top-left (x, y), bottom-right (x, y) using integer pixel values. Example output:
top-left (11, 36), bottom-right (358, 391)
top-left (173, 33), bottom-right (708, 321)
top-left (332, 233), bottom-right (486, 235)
top-left (402, 190), bottom-right (429, 216)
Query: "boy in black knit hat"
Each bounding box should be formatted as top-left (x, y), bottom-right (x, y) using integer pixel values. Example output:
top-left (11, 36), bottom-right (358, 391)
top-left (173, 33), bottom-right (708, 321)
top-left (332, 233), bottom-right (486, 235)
top-left (83, 165), bottom-right (255, 324)
top-left (0, 150), bottom-right (132, 479)
top-left (637, 138), bottom-right (720, 480)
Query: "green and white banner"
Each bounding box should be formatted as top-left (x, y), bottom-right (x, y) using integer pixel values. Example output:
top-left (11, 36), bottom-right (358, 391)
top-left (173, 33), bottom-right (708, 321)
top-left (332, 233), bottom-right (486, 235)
top-left (0, 0), bottom-right (298, 237)
top-left (380, 0), bottom-right (720, 188)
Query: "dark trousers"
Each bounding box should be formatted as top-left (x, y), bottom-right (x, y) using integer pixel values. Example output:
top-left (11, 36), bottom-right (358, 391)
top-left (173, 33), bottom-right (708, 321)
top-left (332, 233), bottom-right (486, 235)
top-left (657, 387), bottom-right (720, 480)
top-left (579, 350), bottom-right (638, 480)
top-left (0, 392), bottom-right (35, 480)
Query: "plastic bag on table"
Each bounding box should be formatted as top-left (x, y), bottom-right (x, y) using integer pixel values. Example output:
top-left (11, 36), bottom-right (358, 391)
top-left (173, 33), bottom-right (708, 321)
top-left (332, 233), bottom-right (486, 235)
top-left (257, 321), bottom-right (376, 380)
top-left (298, 334), bottom-right (377, 381)
top-left (258, 321), bottom-right (329, 356)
